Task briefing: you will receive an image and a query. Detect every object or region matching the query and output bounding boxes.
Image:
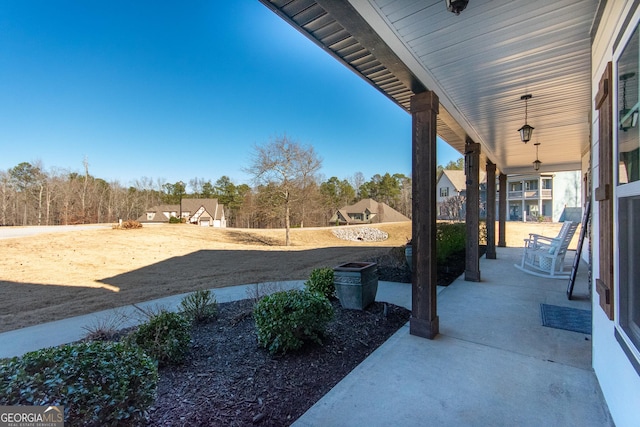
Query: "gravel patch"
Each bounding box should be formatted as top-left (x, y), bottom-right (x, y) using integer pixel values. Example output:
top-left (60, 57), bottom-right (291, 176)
top-left (331, 227), bottom-right (389, 242)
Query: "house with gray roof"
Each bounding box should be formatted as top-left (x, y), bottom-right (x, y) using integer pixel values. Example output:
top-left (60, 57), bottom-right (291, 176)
top-left (437, 170), bottom-right (487, 220)
top-left (330, 199), bottom-right (409, 225)
top-left (137, 198), bottom-right (226, 227)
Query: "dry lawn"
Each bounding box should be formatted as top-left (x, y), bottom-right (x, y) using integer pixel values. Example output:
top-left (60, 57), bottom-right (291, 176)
top-left (0, 220), bottom-right (578, 333)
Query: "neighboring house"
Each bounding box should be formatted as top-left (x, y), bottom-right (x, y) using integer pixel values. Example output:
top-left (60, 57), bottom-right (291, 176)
top-left (436, 170), bottom-right (486, 219)
top-left (438, 169), bottom-right (580, 222)
top-left (137, 198), bottom-right (226, 227)
top-left (330, 199), bottom-right (409, 225)
top-left (504, 174), bottom-right (554, 221)
top-left (501, 171), bottom-right (581, 222)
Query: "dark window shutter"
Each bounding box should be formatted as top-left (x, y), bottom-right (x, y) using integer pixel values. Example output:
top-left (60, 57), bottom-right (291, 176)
top-left (595, 62), bottom-right (614, 320)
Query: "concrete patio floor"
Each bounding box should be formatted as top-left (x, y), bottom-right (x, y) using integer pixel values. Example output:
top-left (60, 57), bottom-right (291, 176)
top-left (294, 247), bottom-right (613, 426)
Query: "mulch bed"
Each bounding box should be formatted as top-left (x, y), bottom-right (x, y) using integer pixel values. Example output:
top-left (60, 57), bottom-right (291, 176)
top-left (147, 299), bottom-right (410, 426)
top-left (146, 245), bottom-right (480, 426)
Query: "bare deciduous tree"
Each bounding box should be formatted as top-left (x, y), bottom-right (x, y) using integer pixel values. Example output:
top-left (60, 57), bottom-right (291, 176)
top-left (351, 172), bottom-right (365, 199)
top-left (441, 195), bottom-right (466, 220)
top-left (246, 135), bottom-right (322, 246)
top-left (0, 170), bottom-right (12, 226)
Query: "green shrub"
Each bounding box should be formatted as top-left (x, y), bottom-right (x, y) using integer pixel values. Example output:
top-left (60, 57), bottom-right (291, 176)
top-left (0, 341), bottom-right (157, 426)
top-left (180, 289), bottom-right (218, 323)
top-left (254, 289), bottom-right (334, 355)
top-left (169, 216), bottom-right (181, 224)
top-left (304, 267), bottom-right (335, 299)
top-left (128, 310), bottom-right (191, 366)
top-left (411, 222), bottom-right (485, 265)
top-left (436, 222), bottom-right (466, 264)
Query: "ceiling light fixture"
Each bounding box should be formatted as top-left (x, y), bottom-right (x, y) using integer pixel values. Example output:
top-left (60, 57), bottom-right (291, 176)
top-left (619, 72), bottom-right (638, 132)
top-left (518, 94), bottom-right (534, 143)
top-left (445, 0), bottom-right (469, 15)
top-left (533, 142), bottom-right (542, 171)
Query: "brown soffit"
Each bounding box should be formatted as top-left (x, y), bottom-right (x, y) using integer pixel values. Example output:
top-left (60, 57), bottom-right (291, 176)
top-left (258, 0), bottom-right (468, 151)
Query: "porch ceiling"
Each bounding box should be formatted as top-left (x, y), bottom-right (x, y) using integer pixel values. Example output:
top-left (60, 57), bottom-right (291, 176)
top-left (259, 0), bottom-right (599, 175)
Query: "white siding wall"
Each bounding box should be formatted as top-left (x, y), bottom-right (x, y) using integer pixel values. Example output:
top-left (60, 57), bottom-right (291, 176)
top-left (551, 170), bottom-right (582, 221)
top-left (436, 174), bottom-right (456, 204)
top-left (591, 2), bottom-right (640, 426)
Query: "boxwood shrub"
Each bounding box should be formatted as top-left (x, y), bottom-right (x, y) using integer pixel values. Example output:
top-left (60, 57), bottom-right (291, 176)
top-left (127, 310), bottom-right (191, 367)
top-left (436, 222), bottom-right (466, 264)
top-left (254, 289), bottom-right (334, 355)
top-left (0, 341), bottom-right (157, 426)
top-left (304, 267), bottom-right (335, 299)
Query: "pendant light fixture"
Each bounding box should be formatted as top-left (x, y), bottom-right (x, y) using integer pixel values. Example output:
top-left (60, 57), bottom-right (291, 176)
top-left (445, 0), bottom-right (469, 15)
top-left (533, 142), bottom-right (542, 171)
top-left (518, 94), bottom-right (534, 143)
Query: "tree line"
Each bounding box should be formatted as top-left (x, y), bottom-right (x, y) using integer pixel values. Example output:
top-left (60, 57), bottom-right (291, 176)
top-left (0, 162), bottom-right (412, 229)
top-left (2, 136), bottom-right (462, 229)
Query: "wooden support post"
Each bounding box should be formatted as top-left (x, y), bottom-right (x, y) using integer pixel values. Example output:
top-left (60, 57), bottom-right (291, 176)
top-left (410, 91), bottom-right (439, 339)
top-left (465, 139), bottom-right (481, 282)
top-left (486, 161), bottom-right (497, 259)
top-left (498, 173), bottom-right (507, 247)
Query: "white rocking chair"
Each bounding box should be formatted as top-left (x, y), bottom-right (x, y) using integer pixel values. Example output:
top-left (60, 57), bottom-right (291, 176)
top-left (514, 221), bottom-right (579, 279)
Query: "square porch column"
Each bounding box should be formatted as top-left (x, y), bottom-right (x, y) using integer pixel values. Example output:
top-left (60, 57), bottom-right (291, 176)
top-left (498, 173), bottom-right (507, 247)
top-left (485, 160), bottom-right (497, 259)
top-left (465, 139), bottom-right (481, 281)
top-left (410, 91), bottom-right (439, 339)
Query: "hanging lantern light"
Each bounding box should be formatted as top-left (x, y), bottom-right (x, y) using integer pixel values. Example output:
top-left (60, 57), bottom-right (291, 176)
top-left (445, 0), bottom-right (469, 15)
top-left (518, 94), bottom-right (534, 143)
top-left (533, 142), bottom-right (542, 171)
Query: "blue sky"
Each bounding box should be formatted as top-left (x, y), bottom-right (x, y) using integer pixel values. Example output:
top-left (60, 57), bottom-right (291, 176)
top-left (0, 0), bottom-right (461, 189)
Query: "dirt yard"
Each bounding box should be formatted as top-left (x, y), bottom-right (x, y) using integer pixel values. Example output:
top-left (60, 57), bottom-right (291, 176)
top-left (0, 221), bottom-right (577, 333)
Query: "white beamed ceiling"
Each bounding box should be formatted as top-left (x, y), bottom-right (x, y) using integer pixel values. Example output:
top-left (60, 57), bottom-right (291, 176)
top-left (351, 0), bottom-right (598, 174)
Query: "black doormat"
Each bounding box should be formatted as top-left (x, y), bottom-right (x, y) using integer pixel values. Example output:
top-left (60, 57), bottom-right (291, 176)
top-left (540, 304), bottom-right (591, 335)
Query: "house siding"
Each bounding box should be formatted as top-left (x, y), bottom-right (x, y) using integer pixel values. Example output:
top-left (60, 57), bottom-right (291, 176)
top-left (591, 2), bottom-right (640, 426)
top-left (436, 170), bottom-right (487, 220)
top-left (138, 199), bottom-right (226, 228)
top-left (497, 172), bottom-right (580, 222)
top-left (330, 199), bottom-right (409, 225)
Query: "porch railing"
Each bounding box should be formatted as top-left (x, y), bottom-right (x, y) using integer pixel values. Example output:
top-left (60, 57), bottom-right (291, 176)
top-left (508, 189), bottom-right (553, 199)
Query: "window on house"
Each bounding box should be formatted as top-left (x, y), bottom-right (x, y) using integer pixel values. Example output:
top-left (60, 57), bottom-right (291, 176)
top-left (619, 196), bottom-right (640, 352)
top-left (542, 179), bottom-right (552, 189)
top-left (440, 187), bottom-right (449, 197)
top-left (147, 212), bottom-right (154, 220)
top-left (618, 25), bottom-right (640, 185)
top-left (616, 23), bottom-right (640, 366)
top-left (525, 180), bottom-right (538, 190)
